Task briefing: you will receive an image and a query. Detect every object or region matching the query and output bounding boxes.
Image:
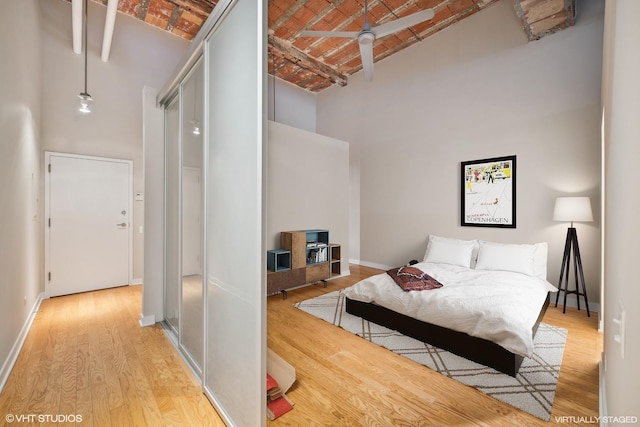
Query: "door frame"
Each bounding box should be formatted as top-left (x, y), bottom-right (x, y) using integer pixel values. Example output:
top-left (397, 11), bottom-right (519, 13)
top-left (44, 151), bottom-right (133, 296)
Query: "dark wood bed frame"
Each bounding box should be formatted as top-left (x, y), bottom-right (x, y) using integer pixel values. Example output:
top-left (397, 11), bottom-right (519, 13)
top-left (345, 292), bottom-right (550, 377)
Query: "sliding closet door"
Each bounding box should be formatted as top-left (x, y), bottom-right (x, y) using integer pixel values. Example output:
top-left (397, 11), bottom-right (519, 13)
top-left (180, 62), bottom-right (204, 372)
top-left (204, 0), bottom-right (266, 424)
top-left (165, 98), bottom-right (181, 333)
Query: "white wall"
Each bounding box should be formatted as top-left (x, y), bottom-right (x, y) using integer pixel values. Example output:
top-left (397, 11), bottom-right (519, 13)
top-left (141, 86), bottom-right (164, 325)
top-left (0, 0), bottom-right (43, 387)
top-left (39, 0), bottom-right (188, 282)
top-left (267, 75), bottom-right (317, 133)
top-left (601, 0), bottom-right (640, 421)
top-left (316, 0), bottom-right (604, 307)
top-left (267, 121), bottom-right (350, 274)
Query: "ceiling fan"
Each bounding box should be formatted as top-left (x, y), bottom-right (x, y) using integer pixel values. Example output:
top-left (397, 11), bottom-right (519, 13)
top-left (300, 0), bottom-right (435, 81)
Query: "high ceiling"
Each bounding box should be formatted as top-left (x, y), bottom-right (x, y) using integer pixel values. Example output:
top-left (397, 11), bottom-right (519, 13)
top-left (76, 0), bottom-right (576, 92)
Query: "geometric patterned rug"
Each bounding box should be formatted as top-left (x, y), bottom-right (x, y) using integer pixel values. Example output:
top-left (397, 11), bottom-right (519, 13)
top-left (294, 290), bottom-right (567, 421)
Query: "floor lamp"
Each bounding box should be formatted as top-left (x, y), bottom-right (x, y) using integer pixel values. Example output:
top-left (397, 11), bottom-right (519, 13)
top-left (553, 196), bottom-right (592, 316)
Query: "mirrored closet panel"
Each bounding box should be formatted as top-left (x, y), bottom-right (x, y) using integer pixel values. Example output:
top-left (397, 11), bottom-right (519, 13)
top-left (180, 62), bottom-right (204, 372)
top-left (204, 0), bottom-right (264, 423)
top-left (160, 0), bottom-right (265, 423)
top-left (165, 98), bottom-right (180, 334)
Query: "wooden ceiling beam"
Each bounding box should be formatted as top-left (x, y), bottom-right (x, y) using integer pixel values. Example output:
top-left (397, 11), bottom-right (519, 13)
top-left (137, 0), bottom-right (151, 21)
top-left (168, 0), bottom-right (215, 17)
top-left (511, 0), bottom-right (575, 41)
top-left (269, 33), bottom-right (348, 88)
top-left (166, 5), bottom-right (183, 32)
top-left (271, 0), bottom-right (307, 31)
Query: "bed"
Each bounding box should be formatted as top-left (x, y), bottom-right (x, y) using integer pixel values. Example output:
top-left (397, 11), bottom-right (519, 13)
top-left (342, 236), bottom-right (557, 377)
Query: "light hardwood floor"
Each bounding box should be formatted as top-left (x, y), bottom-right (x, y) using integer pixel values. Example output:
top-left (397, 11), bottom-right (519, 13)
top-left (0, 265), bottom-right (602, 426)
top-left (267, 264), bottom-right (603, 426)
top-left (0, 286), bottom-right (225, 427)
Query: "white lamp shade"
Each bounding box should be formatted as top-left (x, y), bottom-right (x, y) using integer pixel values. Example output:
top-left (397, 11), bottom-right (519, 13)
top-left (553, 197), bottom-right (593, 222)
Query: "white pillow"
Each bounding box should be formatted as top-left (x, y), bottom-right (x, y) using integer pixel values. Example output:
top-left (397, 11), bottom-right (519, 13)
top-left (475, 241), bottom-right (540, 277)
top-left (423, 235), bottom-right (477, 268)
top-left (532, 242), bottom-right (548, 280)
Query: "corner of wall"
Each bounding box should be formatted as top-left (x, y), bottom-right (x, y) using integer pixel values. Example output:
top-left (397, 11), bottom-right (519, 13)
top-left (139, 313), bottom-right (156, 327)
top-left (142, 86), bottom-right (165, 324)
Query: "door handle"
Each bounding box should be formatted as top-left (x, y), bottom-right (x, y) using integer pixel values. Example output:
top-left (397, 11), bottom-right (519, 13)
top-left (116, 222), bottom-right (127, 227)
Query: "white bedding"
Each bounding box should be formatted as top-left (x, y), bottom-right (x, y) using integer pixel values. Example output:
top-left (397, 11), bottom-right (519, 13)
top-left (342, 262), bottom-right (558, 357)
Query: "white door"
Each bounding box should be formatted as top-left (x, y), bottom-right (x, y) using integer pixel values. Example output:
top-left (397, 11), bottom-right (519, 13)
top-left (45, 153), bottom-right (131, 297)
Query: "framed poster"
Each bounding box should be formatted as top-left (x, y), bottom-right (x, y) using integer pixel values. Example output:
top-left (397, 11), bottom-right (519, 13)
top-left (461, 155), bottom-right (516, 228)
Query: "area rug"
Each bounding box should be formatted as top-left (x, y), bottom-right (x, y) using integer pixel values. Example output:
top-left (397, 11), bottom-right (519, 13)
top-left (294, 290), bottom-right (567, 421)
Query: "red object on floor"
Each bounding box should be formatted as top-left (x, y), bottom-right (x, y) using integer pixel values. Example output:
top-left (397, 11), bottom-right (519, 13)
top-left (267, 395), bottom-right (294, 420)
top-left (266, 373), bottom-right (278, 391)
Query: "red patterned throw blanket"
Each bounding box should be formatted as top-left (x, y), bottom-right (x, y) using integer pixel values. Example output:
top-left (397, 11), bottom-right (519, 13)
top-left (386, 266), bottom-right (443, 291)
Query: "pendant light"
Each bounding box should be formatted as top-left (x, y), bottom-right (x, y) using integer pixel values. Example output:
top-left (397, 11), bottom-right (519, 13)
top-left (78, 0), bottom-right (93, 114)
top-left (191, 119), bottom-right (201, 136)
top-left (190, 73), bottom-right (200, 135)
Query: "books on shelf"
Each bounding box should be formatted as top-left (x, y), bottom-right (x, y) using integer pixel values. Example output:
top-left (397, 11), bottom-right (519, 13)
top-left (306, 241), bottom-right (328, 249)
top-left (307, 246), bottom-right (328, 264)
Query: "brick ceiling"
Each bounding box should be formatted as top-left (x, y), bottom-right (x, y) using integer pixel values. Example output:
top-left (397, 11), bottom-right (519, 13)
top-left (76, 0), bottom-right (576, 92)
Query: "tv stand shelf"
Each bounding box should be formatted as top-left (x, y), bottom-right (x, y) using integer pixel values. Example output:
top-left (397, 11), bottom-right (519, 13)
top-left (267, 229), bottom-right (340, 297)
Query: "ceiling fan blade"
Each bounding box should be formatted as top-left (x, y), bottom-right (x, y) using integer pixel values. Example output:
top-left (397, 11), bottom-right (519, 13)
top-left (372, 9), bottom-right (435, 38)
top-left (358, 36), bottom-right (374, 81)
top-left (300, 30), bottom-right (359, 38)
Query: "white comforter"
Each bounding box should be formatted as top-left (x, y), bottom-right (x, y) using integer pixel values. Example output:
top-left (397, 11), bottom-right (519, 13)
top-left (342, 262), bottom-right (558, 357)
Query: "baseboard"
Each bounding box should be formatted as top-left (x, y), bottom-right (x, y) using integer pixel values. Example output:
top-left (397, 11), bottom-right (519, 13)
top-left (130, 278), bottom-right (143, 285)
top-left (0, 292), bottom-right (46, 393)
top-left (350, 259), bottom-right (394, 270)
top-left (599, 311), bottom-right (604, 333)
top-left (139, 313), bottom-right (156, 327)
top-left (555, 293), bottom-right (601, 313)
top-left (600, 353), bottom-right (608, 426)
top-left (328, 268), bottom-right (351, 280)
